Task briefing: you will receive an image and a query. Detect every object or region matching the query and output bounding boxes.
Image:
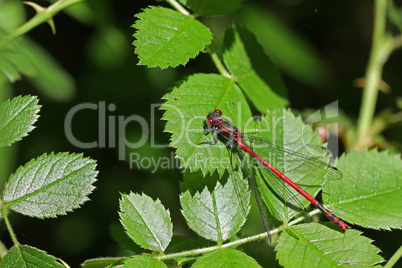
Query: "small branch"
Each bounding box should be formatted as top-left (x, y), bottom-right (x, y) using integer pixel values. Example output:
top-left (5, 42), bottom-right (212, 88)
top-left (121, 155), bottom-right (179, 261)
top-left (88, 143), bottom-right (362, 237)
top-left (384, 245), bottom-right (402, 268)
top-left (207, 46), bottom-right (232, 78)
top-left (157, 212), bottom-right (308, 261)
top-left (0, 0), bottom-right (83, 49)
top-left (0, 207), bottom-right (19, 246)
top-left (165, 0), bottom-right (190, 16)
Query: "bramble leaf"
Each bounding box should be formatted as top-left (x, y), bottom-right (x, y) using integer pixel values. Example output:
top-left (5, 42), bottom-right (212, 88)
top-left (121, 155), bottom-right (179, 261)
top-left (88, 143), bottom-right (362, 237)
top-left (161, 73), bottom-right (254, 176)
top-left (223, 24), bottom-right (288, 112)
top-left (81, 257), bottom-right (126, 268)
top-left (253, 109), bottom-right (329, 222)
top-left (0, 95), bottom-right (40, 147)
top-left (3, 152), bottom-right (97, 218)
top-left (119, 192), bottom-right (173, 252)
top-left (193, 248), bottom-right (261, 267)
top-left (275, 223), bottom-right (384, 267)
top-left (133, 6), bottom-right (212, 69)
top-left (0, 245), bottom-right (63, 268)
top-left (125, 255), bottom-right (167, 268)
top-left (323, 149), bottom-right (402, 230)
top-left (180, 170), bottom-right (250, 242)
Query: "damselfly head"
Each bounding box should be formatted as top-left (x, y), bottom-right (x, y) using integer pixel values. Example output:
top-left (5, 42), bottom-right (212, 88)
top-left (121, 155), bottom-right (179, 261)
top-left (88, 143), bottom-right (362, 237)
top-left (206, 109), bottom-right (223, 126)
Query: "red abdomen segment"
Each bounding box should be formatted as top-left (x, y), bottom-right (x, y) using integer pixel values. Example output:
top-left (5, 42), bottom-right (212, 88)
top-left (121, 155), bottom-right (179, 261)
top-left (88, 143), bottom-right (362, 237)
top-left (238, 139), bottom-right (349, 231)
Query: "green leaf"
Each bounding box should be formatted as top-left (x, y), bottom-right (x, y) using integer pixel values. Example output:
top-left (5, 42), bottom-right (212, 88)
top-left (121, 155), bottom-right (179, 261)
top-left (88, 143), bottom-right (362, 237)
top-left (133, 6), bottom-right (212, 69)
top-left (81, 257), bottom-right (126, 268)
top-left (24, 39), bottom-right (75, 102)
top-left (119, 192), bottom-right (173, 252)
top-left (193, 248), bottom-right (261, 268)
top-left (238, 5), bottom-right (334, 88)
top-left (0, 95), bottom-right (40, 147)
top-left (223, 24), bottom-right (288, 112)
top-left (0, 245), bottom-right (63, 268)
top-left (178, 0), bottom-right (244, 16)
top-left (161, 73), bottom-right (253, 176)
top-left (275, 223), bottom-right (385, 267)
top-left (0, 1), bottom-right (25, 32)
top-left (124, 255), bottom-right (167, 268)
top-left (323, 149), bottom-right (402, 230)
top-left (3, 152), bottom-right (98, 218)
top-left (180, 170), bottom-right (250, 242)
top-left (252, 109), bottom-right (329, 222)
top-left (0, 30), bottom-right (36, 84)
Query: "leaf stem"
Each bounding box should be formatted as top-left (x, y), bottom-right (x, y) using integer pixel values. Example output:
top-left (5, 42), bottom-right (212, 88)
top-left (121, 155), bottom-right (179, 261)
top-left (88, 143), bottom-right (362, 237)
top-left (165, 0), bottom-right (190, 16)
top-left (355, 0), bottom-right (393, 150)
top-left (384, 245), bottom-right (402, 268)
top-left (0, 207), bottom-right (19, 246)
top-left (157, 212), bottom-right (306, 261)
top-left (207, 46), bottom-right (232, 78)
top-left (0, 0), bottom-right (83, 49)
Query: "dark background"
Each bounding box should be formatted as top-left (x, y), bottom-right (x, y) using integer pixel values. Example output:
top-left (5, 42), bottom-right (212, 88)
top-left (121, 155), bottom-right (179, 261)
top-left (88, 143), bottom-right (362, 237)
top-left (1, 0), bottom-right (401, 267)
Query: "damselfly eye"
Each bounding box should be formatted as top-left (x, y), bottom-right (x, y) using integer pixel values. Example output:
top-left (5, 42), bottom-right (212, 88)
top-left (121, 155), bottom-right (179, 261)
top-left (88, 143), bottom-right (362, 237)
top-left (215, 109), bottom-right (222, 116)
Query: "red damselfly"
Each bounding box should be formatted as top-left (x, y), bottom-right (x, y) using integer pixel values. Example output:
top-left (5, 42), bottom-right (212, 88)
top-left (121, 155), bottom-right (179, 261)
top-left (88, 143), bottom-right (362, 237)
top-left (200, 109), bottom-right (349, 240)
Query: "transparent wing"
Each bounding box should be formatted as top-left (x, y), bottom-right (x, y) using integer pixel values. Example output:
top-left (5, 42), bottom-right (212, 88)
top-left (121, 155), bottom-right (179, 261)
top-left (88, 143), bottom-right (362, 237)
top-left (247, 136), bottom-right (343, 181)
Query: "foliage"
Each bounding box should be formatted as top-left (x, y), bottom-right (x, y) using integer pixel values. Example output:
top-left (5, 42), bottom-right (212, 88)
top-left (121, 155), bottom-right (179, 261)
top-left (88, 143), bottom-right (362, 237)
top-left (0, 96), bottom-right (97, 267)
top-left (0, 0), bottom-right (401, 267)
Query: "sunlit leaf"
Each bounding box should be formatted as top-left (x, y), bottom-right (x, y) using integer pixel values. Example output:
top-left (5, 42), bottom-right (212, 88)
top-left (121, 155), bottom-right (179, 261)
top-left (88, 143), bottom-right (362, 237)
top-left (252, 109), bottom-right (329, 222)
top-left (180, 170), bottom-right (250, 242)
top-left (323, 149), bottom-right (402, 230)
top-left (3, 152), bottom-right (98, 218)
top-left (275, 223), bottom-right (384, 267)
top-left (193, 248), bottom-right (261, 267)
top-left (81, 257), bottom-right (126, 268)
top-left (133, 6), bottom-right (212, 69)
top-left (125, 255), bottom-right (167, 268)
top-left (161, 73), bottom-right (254, 176)
top-left (0, 95), bottom-right (40, 147)
top-left (119, 192), bottom-right (173, 252)
top-left (0, 245), bottom-right (63, 268)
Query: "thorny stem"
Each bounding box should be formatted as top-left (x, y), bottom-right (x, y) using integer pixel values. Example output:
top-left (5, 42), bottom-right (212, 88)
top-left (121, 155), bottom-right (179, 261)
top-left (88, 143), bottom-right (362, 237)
top-left (0, 0), bottom-right (83, 49)
top-left (207, 46), bottom-right (232, 78)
